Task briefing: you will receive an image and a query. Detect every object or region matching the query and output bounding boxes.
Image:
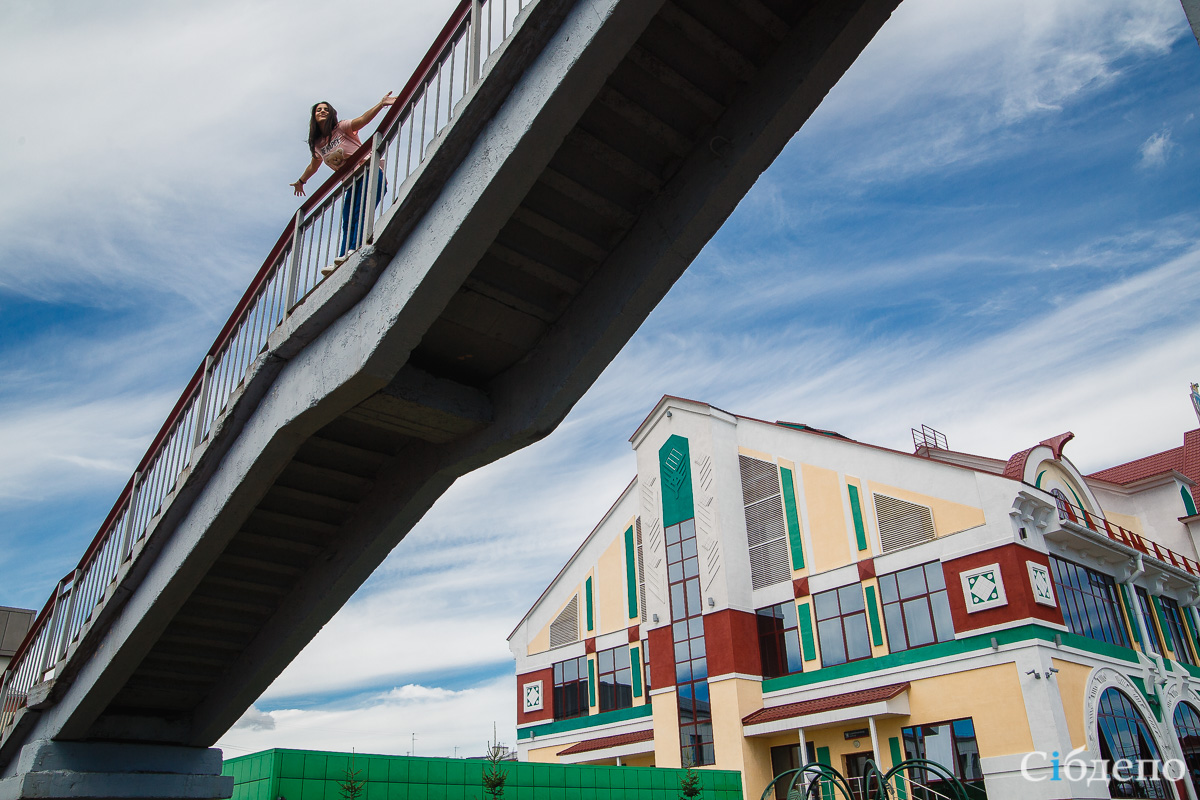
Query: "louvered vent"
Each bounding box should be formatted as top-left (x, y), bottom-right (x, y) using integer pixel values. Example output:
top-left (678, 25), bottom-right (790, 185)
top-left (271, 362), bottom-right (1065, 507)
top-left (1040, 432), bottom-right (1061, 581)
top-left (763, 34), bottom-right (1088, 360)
top-left (636, 517), bottom-right (646, 623)
top-left (549, 594), bottom-right (579, 648)
top-left (874, 494), bottom-right (936, 553)
top-left (739, 455), bottom-right (790, 590)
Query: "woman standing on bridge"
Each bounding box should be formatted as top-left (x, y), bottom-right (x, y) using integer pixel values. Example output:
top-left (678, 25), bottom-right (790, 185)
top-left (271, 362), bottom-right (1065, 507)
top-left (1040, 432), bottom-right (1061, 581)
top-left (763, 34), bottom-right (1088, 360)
top-left (290, 94), bottom-right (396, 274)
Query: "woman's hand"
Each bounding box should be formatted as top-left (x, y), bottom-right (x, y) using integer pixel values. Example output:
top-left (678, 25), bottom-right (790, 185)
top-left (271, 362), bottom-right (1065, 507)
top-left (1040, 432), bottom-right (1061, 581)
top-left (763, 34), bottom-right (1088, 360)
top-left (290, 179), bottom-right (307, 197)
top-left (380, 91), bottom-right (396, 107)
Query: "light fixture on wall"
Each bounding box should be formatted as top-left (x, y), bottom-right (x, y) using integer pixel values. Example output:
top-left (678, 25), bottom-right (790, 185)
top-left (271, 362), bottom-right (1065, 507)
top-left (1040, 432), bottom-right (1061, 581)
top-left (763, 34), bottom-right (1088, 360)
top-left (652, 614), bottom-right (659, 623)
top-left (666, 410), bottom-right (673, 418)
top-left (707, 597), bottom-right (715, 608)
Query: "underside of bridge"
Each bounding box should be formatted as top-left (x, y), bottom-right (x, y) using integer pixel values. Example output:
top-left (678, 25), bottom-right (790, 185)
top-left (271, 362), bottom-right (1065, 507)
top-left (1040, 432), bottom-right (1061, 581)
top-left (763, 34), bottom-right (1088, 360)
top-left (1, 0), bottom-right (902, 796)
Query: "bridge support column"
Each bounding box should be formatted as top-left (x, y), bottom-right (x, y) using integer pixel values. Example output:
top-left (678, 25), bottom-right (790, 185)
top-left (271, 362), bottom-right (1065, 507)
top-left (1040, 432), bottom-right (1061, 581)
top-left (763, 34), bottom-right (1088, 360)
top-left (0, 739), bottom-right (232, 800)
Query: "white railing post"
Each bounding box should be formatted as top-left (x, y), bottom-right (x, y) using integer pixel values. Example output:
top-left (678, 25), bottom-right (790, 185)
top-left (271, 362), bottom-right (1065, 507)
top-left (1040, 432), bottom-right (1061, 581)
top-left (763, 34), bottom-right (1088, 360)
top-left (119, 472), bottom-right (144, 560)
top-left (37, 583), bottom-right (67, 681)
top-left (284, 209), bottom-right (304, 309)
top-left (192, 355), bottom-right (214, 451)
top-left (469, 0), bottom-right (483, 85)
top-left (364, 133), bottom-right (381, 245)
top-left (54, 572), bottom-right (80, 663)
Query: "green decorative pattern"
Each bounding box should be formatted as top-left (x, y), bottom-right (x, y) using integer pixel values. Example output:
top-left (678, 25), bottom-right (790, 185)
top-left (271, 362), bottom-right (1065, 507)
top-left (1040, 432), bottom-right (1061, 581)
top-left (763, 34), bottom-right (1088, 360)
top-left (848, 484), bottom-right (868, 552)
top-left (797, 601), bottom-right (817, 662)
top-left (223, 749), bottom-right (744, 800)
top-left (780, 467), bottom-right (805, 569)
top-left (588, 657), bottom-right (597, 708)
top-left (658, 435), bottom-right (695, 527)
top-left (864, 585), bottom-right (884, 647)
top-left (1152, 596), bottom-right (1174, 652)
top-left (1183, 486), bottom-right (1199, 517)
top-left (585, 577), bottom-right (594, 632)
top-left (1119, 584), bottom-right (1141, 645)
top-left (631, 645), bottom-right (643, 697)
top-left (763, 624), bottom-right (1138, 693)
top-left (624, 526), bottom-right (638, 619)
top-left (517, 704), bottom-right (653, 740)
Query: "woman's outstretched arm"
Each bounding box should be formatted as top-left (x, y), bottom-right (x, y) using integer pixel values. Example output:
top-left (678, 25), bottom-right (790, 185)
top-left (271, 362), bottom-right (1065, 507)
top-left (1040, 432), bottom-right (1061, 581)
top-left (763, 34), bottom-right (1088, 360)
top-left (349, 92), bottom-right (397, 132)
top-left (290, 155), bottom-right (323, 196)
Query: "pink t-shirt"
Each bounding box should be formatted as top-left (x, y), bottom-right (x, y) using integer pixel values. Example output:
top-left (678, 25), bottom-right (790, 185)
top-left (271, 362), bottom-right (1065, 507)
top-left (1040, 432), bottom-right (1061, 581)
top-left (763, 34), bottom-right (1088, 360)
top-left (313, 120), bottom-right (364, 170)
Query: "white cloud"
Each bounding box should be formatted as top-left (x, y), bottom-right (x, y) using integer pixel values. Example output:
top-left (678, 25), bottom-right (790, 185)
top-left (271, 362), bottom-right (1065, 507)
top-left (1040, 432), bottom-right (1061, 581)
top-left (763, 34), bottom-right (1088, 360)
top-left (1140, 127), bottom-right (1176, 167)
top-left (219, 677), bottom-right (515, 759)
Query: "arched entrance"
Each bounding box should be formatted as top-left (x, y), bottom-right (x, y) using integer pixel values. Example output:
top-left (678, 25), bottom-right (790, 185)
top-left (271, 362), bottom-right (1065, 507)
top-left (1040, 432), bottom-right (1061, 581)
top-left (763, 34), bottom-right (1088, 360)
top-left (1173, 701), bottom-right (1200, 793)
top-left (1096, 687), bottom-right (1171, 799)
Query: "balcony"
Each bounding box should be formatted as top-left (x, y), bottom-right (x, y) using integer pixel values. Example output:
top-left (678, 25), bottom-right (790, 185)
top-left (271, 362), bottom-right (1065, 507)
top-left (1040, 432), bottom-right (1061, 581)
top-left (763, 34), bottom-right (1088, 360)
top-left (1057, 501), bottom-right (1200, 577)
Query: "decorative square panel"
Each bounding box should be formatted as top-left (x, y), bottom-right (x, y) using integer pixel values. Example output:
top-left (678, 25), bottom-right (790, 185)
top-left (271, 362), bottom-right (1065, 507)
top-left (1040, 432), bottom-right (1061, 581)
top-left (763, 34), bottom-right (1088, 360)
top-left (523, 680), bottom-right (543, 712)
top-left (1028, 561), bottom-right (1057, 607)
top-left (959, 563), bottom-right (1007, 613)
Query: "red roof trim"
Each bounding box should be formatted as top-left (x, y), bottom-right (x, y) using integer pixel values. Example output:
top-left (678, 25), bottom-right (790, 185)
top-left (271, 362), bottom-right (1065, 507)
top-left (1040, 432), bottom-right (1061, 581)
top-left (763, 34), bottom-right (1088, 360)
top-left (556, 729), bottom-right (654, 756)
top-left (742, 682), bottom-right (910, 726)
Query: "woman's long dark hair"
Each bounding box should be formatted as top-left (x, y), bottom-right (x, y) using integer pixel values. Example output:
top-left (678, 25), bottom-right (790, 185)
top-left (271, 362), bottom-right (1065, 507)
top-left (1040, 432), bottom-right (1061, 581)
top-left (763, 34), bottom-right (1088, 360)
top-left (307, 102), bottom-right (338, 154)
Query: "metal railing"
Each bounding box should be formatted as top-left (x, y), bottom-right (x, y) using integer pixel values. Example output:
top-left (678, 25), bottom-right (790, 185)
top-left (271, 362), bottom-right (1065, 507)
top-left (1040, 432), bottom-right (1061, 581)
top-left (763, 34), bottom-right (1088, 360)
top-left (1058, 500), bottom-right (1200, 576)
top-left (0, 0), bottom-right (535, 744)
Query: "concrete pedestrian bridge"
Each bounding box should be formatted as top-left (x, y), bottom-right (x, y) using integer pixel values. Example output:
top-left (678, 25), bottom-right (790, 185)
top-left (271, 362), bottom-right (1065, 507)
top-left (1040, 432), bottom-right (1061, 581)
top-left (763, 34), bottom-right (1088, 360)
top-left (2, 0), bottom-right (1198, 797)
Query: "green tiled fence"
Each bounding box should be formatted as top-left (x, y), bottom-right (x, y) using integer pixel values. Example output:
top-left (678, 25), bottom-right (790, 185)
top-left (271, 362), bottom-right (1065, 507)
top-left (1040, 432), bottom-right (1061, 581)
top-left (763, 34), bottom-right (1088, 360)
top-left (223, 748), bottom-right (744, 800)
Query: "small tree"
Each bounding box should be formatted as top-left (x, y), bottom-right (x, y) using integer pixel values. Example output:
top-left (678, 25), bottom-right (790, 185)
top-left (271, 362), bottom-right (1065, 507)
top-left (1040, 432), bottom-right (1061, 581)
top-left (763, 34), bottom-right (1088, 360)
top-left (482, 723), bottom-right (509, 799)
top-left (337, 751), bottom-right (366, 800)
top-left (678, 765), bottom-right (702, 800)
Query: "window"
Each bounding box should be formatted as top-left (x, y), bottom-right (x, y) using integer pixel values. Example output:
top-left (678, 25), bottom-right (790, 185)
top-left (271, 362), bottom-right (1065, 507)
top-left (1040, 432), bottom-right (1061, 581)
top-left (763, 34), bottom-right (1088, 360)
top-left (552, 655), bottom-right (589, 721)
top-left (756, 602), bottom-right (804, 678)
top-left (596, 646), bottom-right (633, 712)
top-left (1136, 587), bottom-right (1165, 656)
top-left (1048, 556), bottom-right (1131, 648)
top-left (641, 638), bottom-right (651, 692)
top-left (666, 518), bottom-right (713, 766)
top-left (902, 717), bottom-right (982, 788)
top-left (1158, 596), bottom-right (1195, 666)
top-left (878, 562), bottom-right (954, 652)
top-left (814, 583), bottom-right (871, 667)
top-left (1096, 688), bottom-right (1171, 799)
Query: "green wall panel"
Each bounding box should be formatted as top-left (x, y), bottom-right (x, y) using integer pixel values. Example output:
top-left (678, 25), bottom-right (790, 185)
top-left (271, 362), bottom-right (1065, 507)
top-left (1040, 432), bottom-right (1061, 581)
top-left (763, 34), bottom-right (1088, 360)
top-left (848, 485), bottom-right (868, 552)
top-left (587, 658), bottom-right (597, 707)
top-left (585, 577), bottom-right (594, 632)
top-left (228, 750), bottom-right (743, 800)
top-left (1183, 486), bottom-right (1198, 516)
top-left (797, 601), bottom-right (816, 662)
top-left (624, 526), bottom-right (638, 619)
top-left (864, 585), bottom-right (884, 647)
top-left (659, 435), bottom-right (695, 528)
top-left (779, 467), bottom-right (805, 569)
top-left (888, 738), bottom-right (907, 800)
top-left (630, 645), bottom-right (643, 697)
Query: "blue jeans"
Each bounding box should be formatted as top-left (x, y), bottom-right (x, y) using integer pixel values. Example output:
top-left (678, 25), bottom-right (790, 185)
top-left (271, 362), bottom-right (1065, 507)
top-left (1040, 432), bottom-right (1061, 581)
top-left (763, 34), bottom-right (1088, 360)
top-left (339, 168), bottom-right (386, 257)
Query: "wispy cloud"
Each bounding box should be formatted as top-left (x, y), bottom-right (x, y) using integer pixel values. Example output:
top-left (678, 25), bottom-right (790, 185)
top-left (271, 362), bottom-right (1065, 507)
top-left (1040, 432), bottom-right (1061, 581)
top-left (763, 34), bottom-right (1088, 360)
top-left (1140, 126), bottom-right (1176, 166)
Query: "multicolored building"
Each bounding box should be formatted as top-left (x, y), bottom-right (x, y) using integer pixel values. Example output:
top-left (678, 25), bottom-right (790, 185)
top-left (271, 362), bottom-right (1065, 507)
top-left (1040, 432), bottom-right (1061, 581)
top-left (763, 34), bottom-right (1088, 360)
top-left (507, 394), bottom-right (1200, 800)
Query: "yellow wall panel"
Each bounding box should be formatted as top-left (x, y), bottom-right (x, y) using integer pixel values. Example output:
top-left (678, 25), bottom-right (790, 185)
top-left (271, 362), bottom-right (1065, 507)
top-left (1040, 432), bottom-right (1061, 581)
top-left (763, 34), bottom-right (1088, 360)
top-left (596, 534), bottom-right (626, 635)
top-left (907, 664), bottom-right (1035, 755)
top-left (1051, 658), bottom-right (1093, 748)
top-left (802, 464), bottom-right (852, 573)
top-left (527, 744), bottom-right (563, 763)
top-left (651, 691), bottom-right (682, 769)
top-left (867, 481), bottom-right (986, 537)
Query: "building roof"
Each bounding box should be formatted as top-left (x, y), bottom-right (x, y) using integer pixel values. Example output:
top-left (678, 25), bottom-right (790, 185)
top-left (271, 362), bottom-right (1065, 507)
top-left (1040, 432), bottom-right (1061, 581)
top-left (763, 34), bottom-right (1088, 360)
top-left (556, 729), bottom-right (654, 756)
top-left (741, 682), bottom-right (910, 726)
top-left (1088, 429), bottom-right (1200, 507)
top-left (1002, 432), bottom-right (1074, 482)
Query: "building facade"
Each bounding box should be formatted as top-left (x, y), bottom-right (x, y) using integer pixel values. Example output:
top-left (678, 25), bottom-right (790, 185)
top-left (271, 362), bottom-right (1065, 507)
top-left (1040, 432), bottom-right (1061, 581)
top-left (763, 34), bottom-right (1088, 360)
top-left (508, 396), bottom-right (1200, 800)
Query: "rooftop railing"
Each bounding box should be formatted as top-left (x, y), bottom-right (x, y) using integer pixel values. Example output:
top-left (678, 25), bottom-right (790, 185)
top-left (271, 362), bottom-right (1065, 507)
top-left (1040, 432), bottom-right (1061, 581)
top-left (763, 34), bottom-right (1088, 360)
top-left (1058, 500), bottom-right (1200, 577)
top-left (0, 0), bottom-right (537, 744)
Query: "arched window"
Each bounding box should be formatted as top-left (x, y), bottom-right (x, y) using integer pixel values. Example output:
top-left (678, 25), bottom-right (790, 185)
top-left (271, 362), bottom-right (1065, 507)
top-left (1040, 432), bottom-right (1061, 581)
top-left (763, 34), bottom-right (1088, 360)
top-left (1096, 688), bottom-right (1170, 798)
top-left (1051, 488), bottom-right (1072, 520)
top-left (1173, 702), bottom-right (1200, 791)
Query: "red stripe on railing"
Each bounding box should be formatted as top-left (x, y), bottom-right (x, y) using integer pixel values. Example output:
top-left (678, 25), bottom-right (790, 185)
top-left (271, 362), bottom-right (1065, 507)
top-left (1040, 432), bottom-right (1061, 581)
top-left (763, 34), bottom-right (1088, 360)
top-left (4, 0), bottom-right (486, 706)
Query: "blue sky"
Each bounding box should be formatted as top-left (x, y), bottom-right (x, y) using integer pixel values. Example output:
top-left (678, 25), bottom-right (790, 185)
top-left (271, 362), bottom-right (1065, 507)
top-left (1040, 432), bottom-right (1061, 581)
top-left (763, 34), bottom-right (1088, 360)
top-left (2, 0), bottom-right (1199, 760)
